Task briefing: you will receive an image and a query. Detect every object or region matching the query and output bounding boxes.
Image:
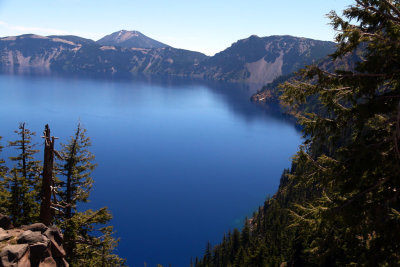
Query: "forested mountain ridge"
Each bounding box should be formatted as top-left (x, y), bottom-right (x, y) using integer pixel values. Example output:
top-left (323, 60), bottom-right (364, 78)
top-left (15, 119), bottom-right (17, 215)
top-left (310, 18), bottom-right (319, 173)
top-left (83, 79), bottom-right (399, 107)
top-left (0, 33), bottom-right (335, 84)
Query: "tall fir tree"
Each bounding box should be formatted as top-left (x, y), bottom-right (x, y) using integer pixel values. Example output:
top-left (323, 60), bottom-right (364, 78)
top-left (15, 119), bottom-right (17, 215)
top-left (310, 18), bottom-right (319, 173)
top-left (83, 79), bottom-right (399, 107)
top-left (279, 0), bottom-right (400, 265)
top-left (0, 136), bottom-right (9, 214)
top-left (60, 208), bottom-right (126, 267)
top-left (0, 136), bottom-right (7, 177)
top-left (7, 122), bottom-right (41, 225)
top-left (57, 123), bottom-right (125, 266)
top-left (58, 123), bottom-right (96, 219)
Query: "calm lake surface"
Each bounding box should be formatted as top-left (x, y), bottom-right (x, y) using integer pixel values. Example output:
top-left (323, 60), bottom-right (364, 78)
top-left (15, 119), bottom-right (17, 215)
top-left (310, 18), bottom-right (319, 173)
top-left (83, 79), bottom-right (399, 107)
top-left (0, 73), bottom-right (301, 267)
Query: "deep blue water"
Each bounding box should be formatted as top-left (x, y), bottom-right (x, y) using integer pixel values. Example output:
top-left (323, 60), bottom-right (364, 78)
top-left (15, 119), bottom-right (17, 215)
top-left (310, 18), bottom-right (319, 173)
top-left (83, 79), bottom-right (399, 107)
top-left (0, 73), bottom-right (301, 267)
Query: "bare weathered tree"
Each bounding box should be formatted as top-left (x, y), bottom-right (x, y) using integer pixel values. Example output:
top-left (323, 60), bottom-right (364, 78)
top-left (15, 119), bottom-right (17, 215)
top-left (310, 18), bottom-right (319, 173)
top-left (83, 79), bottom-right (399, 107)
top-left (39, 124), bottom-right (55, 226)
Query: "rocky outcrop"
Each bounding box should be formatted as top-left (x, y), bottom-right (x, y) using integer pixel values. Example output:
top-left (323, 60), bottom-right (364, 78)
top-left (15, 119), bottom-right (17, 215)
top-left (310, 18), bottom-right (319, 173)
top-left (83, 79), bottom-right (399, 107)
top-left (0, 214), bottom-right (68, 267)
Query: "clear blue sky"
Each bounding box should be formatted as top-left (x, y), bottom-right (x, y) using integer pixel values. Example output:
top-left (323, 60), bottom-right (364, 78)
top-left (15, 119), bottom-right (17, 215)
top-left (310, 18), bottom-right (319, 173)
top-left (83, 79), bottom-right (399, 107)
top-left (0, 0), bottom-right (354, 55)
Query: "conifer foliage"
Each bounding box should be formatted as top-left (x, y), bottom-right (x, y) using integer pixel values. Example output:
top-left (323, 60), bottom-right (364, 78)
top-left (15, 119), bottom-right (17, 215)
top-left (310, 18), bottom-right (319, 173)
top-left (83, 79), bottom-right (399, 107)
top-left (7, 122), bottom-right (41, 225)
top-left (0, 136), bottom-right (9, 214)
top-left (280, 0), bottom-right (400, 264)
top-left (58, 123), bottom-right (95, 220)
top-left (197, 0), bottom-right (400, 266)
top-left (56, 124), bottom-right (125, 266)
top-left (0, 123), bottom-right (125, 266)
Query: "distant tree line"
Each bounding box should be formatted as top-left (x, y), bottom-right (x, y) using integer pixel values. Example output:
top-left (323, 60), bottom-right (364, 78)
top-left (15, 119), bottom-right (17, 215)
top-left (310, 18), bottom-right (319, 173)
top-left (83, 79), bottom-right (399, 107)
top-left (196, 0), bottom-right (400, 266)
top-left (0, 123), bottom-right (126, 266)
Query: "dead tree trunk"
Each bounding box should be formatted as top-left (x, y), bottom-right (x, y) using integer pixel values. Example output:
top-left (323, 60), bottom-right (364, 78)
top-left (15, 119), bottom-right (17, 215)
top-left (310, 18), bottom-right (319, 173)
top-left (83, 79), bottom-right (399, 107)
top-left (40, 124), bottom-right (55, 226)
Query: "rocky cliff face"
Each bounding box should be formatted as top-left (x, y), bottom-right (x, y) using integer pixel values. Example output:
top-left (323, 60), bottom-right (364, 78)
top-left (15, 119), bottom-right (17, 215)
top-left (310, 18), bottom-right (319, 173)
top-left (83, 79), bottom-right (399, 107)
top-left (251, 48), bottom-right (364, 103)
top-left (0, 35), bottom-right (79, 69)
top-left (194, 35), bottom-right (336, 84)
top-left (0, 214), bottom-right (68, 267)
top-left (0, 33), bottom-right (336, 85)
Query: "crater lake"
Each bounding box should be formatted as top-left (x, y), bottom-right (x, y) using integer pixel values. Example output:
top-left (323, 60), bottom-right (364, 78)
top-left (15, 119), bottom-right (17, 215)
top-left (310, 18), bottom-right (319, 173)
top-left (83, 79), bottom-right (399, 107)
top-left (0, 72), bottom-right (301, 267)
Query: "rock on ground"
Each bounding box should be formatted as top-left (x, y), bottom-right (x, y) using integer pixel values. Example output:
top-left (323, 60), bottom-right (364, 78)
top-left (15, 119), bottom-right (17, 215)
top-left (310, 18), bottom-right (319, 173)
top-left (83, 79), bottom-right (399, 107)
top-left (0, 213), bottom-right (68, 267)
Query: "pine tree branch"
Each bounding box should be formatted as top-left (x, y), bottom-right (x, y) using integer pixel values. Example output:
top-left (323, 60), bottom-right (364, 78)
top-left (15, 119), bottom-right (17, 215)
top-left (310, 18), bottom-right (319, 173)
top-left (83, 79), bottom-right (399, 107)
top-left (382, 0), bottom-right (400, 18)
top-left (356, 0), bottom-right (400, 24)
top-left (51, 202), bottom-right (71, 209)
top-left (321, 69), bottom-right (393, 78)
top-left (322, 87), bottom-right (352, 92)
top-left (335, 177), bottom-right (388, 212)
top-left (54, 150), bottom-right (62, 160)
top-left (303, 152), bottom-right (328, 172)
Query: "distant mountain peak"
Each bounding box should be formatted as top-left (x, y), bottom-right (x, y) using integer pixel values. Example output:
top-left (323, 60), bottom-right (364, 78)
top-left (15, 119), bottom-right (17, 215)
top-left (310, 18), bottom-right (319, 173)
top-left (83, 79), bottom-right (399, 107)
top-left (96, 30), bottom-right (168, 49)
top-left (114, 30), bottom-right (140, 42)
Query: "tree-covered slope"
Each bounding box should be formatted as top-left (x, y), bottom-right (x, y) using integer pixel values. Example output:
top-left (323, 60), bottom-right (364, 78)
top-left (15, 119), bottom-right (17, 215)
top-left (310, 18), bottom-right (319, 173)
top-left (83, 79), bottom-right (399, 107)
top-left (196, 1), bottom-right (400, 266)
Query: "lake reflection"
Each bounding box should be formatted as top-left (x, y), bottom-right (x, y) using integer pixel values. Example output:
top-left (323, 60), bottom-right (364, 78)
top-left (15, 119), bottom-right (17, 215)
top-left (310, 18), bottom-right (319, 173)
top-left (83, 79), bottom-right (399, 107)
top-left (0, 72), bottom-right (301, 267)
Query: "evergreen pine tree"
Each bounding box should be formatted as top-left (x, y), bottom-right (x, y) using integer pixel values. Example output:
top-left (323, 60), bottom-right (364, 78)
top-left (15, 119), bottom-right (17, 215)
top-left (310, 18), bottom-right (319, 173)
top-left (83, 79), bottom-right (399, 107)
top-left (231, 229), bottom-right (240, 261)
top-left (0, 136), bottom-right (7, 177)
top-left (7, 122), bottom-right (41, 225)
top-left (280, 0), bottom-right (400, 264)
top-left (204, 241), bottom-right (212, 266)
top-left (60, 208), bottom-right (126, 266)
top-left (0, 136), bottom-right (9, 214)
top-left (57, 124), bottom-right (125, 266)
top-left (58, 123), bottom-right (96, 219)
top-left (240, 218), bottom-right (250, 247)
